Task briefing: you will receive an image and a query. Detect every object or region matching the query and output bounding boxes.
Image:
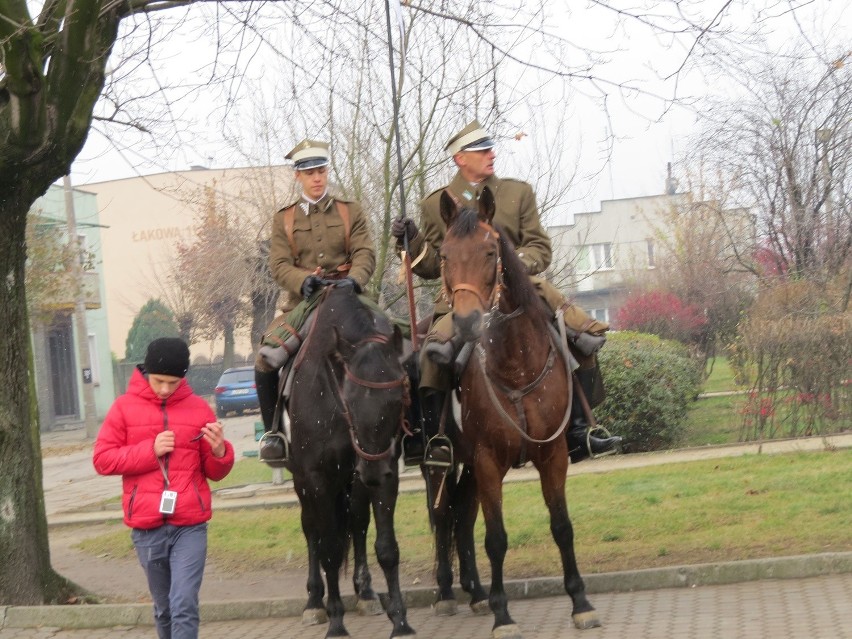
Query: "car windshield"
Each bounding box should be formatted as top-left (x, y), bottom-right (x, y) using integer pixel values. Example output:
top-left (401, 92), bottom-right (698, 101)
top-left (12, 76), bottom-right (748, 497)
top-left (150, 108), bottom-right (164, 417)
top-left (218, 369), bottom-right (254, 385)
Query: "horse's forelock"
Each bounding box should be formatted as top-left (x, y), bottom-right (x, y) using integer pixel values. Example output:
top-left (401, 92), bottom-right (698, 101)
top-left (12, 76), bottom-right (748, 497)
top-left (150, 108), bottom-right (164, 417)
top-left (448, 206), bottom-right (482, 238)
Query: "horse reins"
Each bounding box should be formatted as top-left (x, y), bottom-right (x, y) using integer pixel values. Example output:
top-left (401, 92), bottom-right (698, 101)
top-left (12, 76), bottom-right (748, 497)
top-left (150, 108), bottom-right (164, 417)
top-left (442, 217), bottom-right (574, 452)
top-left (332, 335), bottom-right (412, 462)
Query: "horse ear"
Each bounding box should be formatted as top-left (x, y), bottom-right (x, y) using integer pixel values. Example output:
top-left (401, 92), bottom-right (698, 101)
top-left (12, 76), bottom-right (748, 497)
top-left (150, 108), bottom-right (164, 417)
top-left (440, 190), bottom-right (458, 227)
top-left (479, 186), bottom-right (496, 225)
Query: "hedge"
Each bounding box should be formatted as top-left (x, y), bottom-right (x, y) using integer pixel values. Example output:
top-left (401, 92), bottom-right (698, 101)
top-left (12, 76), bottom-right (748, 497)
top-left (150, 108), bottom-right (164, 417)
top-left (596, 331), bottom-right (703, 452)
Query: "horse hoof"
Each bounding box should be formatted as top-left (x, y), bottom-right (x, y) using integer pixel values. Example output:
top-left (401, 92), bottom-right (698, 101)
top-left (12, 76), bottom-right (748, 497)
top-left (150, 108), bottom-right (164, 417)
top-left (572, 610), bottom-right (602, 629)
top-left (433, 599), bottom-right (458, 616)
top-left (356, 597), bottom-right (384, 616)
top-left (469, 599), bottom-right (490, 615)
top-left (492, 623), bottom-right (522, 639)
top-left (301, 607), bottom-right (328, 625)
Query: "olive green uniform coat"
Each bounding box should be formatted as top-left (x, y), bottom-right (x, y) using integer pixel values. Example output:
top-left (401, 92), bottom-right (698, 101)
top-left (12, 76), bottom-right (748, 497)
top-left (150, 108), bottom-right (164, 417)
top-left (405, 172), bottom-right (606, 390)
top-left (407, 172), bottom-right (552, 316)
top-left (257, 194), bottom-right (376, 372)
top-left (269, 194), bottom-right (375, 309)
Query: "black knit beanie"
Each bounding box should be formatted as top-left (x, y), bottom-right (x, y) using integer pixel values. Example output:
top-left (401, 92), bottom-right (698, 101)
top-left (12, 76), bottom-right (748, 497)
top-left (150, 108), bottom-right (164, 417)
top-left (144, 337), bottom-right (190, 378)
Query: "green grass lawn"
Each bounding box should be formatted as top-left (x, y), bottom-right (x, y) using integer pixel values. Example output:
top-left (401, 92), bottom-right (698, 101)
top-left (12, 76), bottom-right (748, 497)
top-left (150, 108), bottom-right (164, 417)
top-left (213, 457), bottom-right (290, 490)
top-left (682, 394), bottom-right (746, 446)
top-left (700, 357), bottom-right (743, 394)
top-left (77, 449), bottom-right (852, 581)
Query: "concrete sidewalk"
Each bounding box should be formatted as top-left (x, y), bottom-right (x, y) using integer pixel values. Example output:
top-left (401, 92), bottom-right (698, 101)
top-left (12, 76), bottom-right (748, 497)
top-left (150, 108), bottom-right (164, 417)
top-left (7, 422), bottom-right (850, 632)
top-left (5, 573), bottom-right (850, 639)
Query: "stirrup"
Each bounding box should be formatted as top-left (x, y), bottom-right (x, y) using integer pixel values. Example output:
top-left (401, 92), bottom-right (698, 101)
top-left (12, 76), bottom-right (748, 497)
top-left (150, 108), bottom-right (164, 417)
top-left (586, 425), bottom-right (620, 459)
top-left (258, 431), bottom-right (289, 466)
top-left (423, 435), bottom-right (453, 469)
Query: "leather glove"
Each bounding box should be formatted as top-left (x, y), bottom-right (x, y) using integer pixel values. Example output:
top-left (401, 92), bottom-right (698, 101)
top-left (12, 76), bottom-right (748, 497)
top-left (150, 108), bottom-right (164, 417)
top-left (300, 274), bottom-right (325, 299)
top-left (391, 217), bottom-right (418, 242)
top-left (572, 332), bottom-right (607, 357)
top-left (335, 277), bottom-right (362, 294)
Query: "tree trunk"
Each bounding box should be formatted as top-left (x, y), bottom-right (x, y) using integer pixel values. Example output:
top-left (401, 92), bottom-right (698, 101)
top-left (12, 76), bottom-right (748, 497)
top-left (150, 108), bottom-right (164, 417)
top-left (0, 179), bottom-right (82, 604)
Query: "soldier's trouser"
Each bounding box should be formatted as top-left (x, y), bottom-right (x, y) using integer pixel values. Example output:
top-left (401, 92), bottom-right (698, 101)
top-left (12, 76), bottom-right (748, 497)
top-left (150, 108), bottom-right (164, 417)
top-left (254, 298), bottom-right (320, 374)
top-left (419, 276), bottom-right (608, 392)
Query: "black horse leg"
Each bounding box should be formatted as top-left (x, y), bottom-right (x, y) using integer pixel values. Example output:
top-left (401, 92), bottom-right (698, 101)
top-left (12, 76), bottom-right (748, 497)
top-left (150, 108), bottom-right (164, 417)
top-left (299, 496), bottom-right (328, 625)
top-left (370, 478), bottom-right (416, 638)
top-left (319, 490), bottom-right (351, 638)
top-left (477, 462), bottom-right (518, 637)
top-left (424, 462), bottom-right (458, 615)
top-left (350, 478), bottom-right (383, 616)
top-left (539, 460), bottom-right (601, 630)
top-left (454, 464), bottom-right (488, 612)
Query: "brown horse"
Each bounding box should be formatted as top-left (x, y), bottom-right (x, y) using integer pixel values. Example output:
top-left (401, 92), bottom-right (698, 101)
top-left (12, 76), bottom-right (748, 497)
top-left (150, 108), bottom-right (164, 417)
top-left (432, 187), bottom-right (600, 638)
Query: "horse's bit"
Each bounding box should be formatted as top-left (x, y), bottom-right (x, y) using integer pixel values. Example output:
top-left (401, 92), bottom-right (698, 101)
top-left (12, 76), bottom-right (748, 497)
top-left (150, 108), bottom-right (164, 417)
top-left (330, 335), bottom-right (412, 462)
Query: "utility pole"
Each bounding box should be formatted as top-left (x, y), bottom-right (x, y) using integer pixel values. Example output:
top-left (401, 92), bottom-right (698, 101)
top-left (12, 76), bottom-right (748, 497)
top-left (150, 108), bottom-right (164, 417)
top-left (63, 175), bottom-right (99, 438)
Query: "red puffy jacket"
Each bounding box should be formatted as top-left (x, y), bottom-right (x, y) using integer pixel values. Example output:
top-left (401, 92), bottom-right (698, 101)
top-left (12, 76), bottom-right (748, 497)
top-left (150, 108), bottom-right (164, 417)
top-left (93, 368), bottom-right (235, 530)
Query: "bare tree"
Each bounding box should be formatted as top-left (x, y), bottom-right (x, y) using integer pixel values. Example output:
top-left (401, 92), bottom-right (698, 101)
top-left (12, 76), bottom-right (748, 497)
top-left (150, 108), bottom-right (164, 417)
top-left (691, 44), bottom-right (852, 288)
top-left (1, 0), bottom-right (833, 605)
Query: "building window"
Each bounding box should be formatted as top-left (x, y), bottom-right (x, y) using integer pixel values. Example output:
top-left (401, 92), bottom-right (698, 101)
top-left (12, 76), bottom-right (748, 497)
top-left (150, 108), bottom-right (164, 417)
top-left (576, 243), bottom-right (613, 273)
top-left (647, 239), bottom-right (655, 268)
top-left (87, 333), bottom-right (100, 385)
top-left (586, 308), bottom-right (609, 323)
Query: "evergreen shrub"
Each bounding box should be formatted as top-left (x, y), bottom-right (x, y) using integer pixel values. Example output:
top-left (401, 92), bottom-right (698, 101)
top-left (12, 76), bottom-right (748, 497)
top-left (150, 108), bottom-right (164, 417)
top-left (596, 331), bottom-right (703, 452)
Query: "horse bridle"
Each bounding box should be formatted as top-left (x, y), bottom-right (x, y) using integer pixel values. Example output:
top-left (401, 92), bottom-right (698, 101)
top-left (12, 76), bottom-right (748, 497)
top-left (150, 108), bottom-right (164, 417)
top-left (330, 335), bottom-right (413, 462)
top-left (441, 219), bottom-right (572, 447)
top-left (441, 221), bottom-right (504, 314)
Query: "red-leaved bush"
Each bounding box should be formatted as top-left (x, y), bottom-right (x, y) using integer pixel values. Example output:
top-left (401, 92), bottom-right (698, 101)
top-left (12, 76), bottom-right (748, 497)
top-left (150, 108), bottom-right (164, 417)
top-left (614, 290), bottom-right (708, 345)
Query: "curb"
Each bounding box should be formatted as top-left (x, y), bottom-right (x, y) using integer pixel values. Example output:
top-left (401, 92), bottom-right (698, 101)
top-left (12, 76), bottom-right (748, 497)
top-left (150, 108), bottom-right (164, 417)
top-left (3, 552), bottom-right (851, 629)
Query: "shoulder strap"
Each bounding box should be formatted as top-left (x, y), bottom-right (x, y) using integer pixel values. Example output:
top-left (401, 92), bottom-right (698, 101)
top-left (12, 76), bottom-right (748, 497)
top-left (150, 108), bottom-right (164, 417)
top-left (337, 201), bottom-right (351, 256)
top-left (283, 205), bottom-right (298, 258)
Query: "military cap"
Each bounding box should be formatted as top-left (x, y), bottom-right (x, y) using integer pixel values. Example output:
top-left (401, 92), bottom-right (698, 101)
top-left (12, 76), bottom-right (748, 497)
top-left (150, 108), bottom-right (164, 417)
top-left (445, 120), bottom-right (495, 155)
top-left (285, 139), bottom-right (330, 171)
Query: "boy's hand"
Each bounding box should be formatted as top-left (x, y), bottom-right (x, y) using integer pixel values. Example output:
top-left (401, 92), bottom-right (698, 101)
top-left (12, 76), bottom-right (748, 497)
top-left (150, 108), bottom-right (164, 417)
top-left (154, 431), bottom-right (175, 457)
top-left (200, 422), bottom-right (226, 458)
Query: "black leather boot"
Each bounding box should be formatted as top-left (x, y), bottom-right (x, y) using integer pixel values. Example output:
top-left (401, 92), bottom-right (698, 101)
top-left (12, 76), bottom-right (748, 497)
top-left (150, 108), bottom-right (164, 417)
top-left (255, 368), bottom-right (280, 431)
top-left (567, 369), bottom-right (622, 463)
top-left (420, 390), bottom-right (452, 469)
top-left (256, 368), bottom-right (287, 463)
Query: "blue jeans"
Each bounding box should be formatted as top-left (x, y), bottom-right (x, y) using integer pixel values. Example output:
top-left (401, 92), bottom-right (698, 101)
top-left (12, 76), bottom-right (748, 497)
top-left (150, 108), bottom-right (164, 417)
top-left (132, 523), bottom-right (208, 639)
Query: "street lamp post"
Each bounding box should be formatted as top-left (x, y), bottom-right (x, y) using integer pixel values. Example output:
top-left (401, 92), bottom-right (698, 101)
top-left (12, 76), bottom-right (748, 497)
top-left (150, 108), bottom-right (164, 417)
top-left (63, 175), bottom-right (99, 438)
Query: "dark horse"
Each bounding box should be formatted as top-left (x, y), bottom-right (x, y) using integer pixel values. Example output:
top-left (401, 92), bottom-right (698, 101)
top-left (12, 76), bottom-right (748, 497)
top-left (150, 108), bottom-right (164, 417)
top-left (428, 188), bottom-right (600, 638)
top-left (281, 283), bottom-right (416, 638)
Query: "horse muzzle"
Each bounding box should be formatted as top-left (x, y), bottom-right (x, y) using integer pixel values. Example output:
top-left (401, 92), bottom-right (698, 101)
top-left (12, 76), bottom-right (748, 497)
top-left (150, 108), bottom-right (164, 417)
top-left (454, 309), bottom-right (484, 342)
top-left (355, 457), bottom-right (395, 487)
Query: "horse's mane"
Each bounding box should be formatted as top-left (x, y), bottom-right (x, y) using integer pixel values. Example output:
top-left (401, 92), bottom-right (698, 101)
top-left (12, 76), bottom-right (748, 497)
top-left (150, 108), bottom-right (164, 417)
top-left (495, 229), bottom-right (551, 324)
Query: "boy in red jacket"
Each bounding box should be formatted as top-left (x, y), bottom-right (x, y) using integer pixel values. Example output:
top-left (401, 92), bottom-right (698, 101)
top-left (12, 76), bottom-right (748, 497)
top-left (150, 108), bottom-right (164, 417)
top-left (94, 337), bottom-right (235, 639)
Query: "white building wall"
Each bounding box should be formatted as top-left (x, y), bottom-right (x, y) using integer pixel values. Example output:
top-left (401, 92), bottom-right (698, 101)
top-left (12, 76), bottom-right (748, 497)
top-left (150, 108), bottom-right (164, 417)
top-left (80, 166), bottom-right (295, 363)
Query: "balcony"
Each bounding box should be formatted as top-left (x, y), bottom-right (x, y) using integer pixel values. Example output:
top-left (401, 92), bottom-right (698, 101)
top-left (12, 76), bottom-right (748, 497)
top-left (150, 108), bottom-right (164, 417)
top-left (40, 271), bottom-right (102, 311)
